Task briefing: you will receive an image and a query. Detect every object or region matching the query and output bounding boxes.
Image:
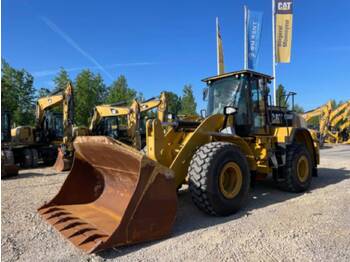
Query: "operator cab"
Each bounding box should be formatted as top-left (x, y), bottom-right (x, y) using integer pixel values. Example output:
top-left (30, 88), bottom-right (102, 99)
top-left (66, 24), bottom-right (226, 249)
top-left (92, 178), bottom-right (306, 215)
top-left (203, 70), bottom-right (273, 136)
top-left (93, 116), bottom-right (128, 140)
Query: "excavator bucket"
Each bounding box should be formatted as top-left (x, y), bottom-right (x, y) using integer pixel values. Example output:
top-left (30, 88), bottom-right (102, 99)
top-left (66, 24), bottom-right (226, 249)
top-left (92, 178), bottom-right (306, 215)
top-left (53, 147), bottom-right (72, 172)
top-left (38, 136), bottom-right (177, 253)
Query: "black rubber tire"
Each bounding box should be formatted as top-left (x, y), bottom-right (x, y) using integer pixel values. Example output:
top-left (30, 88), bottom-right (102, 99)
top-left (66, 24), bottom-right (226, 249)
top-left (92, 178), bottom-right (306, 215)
top-left (22, 148), bottom-right (33, 168)
top-left (3, 150), bottom-right (15, 165)
top-left (188, 142), bottom-right (250, 216)
top-left (278, 144), bottom-right (312, 192)
top-left (42, 149), bottom-right (57, 166)
top-left (31, 148), bottom-right (39, 168)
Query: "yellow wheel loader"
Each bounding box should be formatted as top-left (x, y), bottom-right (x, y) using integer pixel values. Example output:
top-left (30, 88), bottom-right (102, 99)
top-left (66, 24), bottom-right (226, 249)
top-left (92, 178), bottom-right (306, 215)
top-left (38, 70), bottom-right (319, 253)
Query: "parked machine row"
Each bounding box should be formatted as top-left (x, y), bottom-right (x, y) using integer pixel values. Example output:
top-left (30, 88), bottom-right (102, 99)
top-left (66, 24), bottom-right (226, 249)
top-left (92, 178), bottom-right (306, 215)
top-left (1, 83), bottom-right (169, 177)
top-left (302, 100), bottom-right (350, 145)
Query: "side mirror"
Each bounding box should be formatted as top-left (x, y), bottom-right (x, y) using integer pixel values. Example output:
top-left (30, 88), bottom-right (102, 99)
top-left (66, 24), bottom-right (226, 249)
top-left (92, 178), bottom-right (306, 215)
top-left (202, 87), bottom-right (208, 101)
top-left (200, 109), bottom-right (207, 118)
top-left (224, 106), bottom-right (237, 116)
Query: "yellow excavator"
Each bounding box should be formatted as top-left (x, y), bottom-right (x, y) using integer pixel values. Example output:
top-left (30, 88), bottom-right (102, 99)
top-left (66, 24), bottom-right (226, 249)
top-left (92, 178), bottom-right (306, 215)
top-left (9, 82), bottom-right (88, 171)
top-left (302, 100), bottom-right (332, 145)
top-left (89, 93), bottom-right (168, 149)
top-left (38, 70), bottom-right (319, 253)
top-left (89, 100), bottom-right (141, 148)
top-left (48, 83), bottom-right (89, 171)
top-left (326, 100), bottom-right (350, 143)
top-left (7, 83), bottom-right (75, 169)
top-left (339, 120), bottom-right (350, 143)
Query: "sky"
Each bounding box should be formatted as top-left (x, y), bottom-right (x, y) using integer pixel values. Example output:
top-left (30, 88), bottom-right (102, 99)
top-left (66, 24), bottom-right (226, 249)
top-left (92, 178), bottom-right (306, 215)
top-left (2, 0), bottom-right (350, 111)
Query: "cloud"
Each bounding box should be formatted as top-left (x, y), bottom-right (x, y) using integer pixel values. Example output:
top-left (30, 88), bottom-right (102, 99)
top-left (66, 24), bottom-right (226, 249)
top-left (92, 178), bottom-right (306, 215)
top-left (40, 16), bottom-right (114, 80)
top-left (32, 62), bottom-right (158, 78)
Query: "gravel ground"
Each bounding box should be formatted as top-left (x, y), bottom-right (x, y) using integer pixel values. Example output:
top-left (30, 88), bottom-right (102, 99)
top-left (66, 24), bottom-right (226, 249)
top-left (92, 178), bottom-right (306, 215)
top-left (2, 145), bottom-right (350, 261)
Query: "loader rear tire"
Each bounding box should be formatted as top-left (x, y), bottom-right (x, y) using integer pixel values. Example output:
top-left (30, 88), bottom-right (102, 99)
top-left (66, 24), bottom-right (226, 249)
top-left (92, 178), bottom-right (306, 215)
top-left (278, 144), bottom-right (312, 192)
top-left (188, 142), bottom-right (250, 216)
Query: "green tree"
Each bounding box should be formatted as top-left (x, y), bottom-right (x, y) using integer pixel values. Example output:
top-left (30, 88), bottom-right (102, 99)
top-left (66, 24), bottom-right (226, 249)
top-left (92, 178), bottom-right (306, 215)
top-left (293, 104), bottom-right (304, 114)
top-left (136, 92), bottom-right (145, 102)
top-left (276, 84), bottom-right (289, 108)
top-left (164, 91), bottom-right (182, 115)
top-left (308, 116), bottom-right (320, 129)
top-left (1, 59), bottom-right (36, 126)
top-left (74, 70), bottom-right (106, 126)
top-left (37, 87), bottom-right (51, 98)
top-left (53, 68), bottom-right (71, 92)
top-left (106, 75), bottom-right (137, 104)
top-left (179, 84), bottom-right (197, 115)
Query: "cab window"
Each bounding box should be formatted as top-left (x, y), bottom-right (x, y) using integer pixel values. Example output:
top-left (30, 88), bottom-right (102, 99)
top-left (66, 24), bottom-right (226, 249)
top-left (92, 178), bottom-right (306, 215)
top-left (250, 78), bottom-right (268, 133)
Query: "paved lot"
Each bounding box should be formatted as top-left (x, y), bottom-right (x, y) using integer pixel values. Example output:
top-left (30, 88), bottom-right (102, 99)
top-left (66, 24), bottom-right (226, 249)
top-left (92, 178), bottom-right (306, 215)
top-left (2, 145), bottom-right (350, 261)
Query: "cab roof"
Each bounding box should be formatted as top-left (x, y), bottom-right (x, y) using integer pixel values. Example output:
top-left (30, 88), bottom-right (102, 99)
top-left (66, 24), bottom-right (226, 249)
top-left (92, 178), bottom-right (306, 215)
top-left (202, 69), bottom-right (273, 83)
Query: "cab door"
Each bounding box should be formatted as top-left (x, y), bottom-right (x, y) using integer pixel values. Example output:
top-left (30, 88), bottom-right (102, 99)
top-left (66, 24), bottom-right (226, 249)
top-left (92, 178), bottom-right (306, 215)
top-left (249, 77), bottom-right (270, 135)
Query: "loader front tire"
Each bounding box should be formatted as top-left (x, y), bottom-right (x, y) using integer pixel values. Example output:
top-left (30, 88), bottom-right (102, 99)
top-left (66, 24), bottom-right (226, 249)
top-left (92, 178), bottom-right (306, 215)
top-left (278, 144), bottom-right (312, 192)
top-left (188, 142), bottom-right (250, 216)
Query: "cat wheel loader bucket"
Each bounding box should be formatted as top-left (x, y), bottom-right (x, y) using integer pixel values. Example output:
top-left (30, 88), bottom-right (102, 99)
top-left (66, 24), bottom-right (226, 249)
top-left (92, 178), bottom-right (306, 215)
top-left (53, 147), bottom-right (72, 172)
top-left (38, 136), bottom-right (177, 253)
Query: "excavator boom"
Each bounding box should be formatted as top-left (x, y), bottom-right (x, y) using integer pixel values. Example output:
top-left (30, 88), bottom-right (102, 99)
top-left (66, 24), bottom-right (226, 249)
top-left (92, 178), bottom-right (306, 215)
top-left (53, 82), bottom-right (76, 171)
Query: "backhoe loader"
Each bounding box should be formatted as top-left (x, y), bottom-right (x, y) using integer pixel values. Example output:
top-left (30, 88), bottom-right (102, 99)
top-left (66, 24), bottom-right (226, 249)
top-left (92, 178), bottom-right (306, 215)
top-left (38, 70), bottom-right (319, 253)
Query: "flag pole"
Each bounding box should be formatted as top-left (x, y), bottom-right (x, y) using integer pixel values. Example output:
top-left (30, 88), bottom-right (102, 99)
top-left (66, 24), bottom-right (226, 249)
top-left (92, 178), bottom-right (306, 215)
top-left (244, 6), bottom-right (248, 70)
top-left (272, 0), bottom-right (277, 105)
top-left (216, 17), bottom-right (219, 75)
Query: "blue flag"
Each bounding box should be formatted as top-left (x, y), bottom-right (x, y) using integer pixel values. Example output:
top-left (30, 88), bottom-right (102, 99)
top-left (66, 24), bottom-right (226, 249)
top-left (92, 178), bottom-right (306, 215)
top-left (247, 10), bottom-right (263, 70)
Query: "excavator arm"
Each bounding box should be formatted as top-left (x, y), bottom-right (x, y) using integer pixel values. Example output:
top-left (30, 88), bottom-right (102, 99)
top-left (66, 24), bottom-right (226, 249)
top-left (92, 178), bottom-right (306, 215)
top-left (89, 93), bottom-right (168, 149)
top-left (302, 101), bottom-right (332, 143)
top-left (36, 93), bottom-right (64, 128)
top-left (329, 100), bottom-right (350, 127)
top-left (302, 100), bottom-right (332, 122)
top-left (139, 92), bottom-right (168, 122)
top-left (52, 82), bottom-right (76, 171)
top-left (89, 105), bottom-right (130, 131)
